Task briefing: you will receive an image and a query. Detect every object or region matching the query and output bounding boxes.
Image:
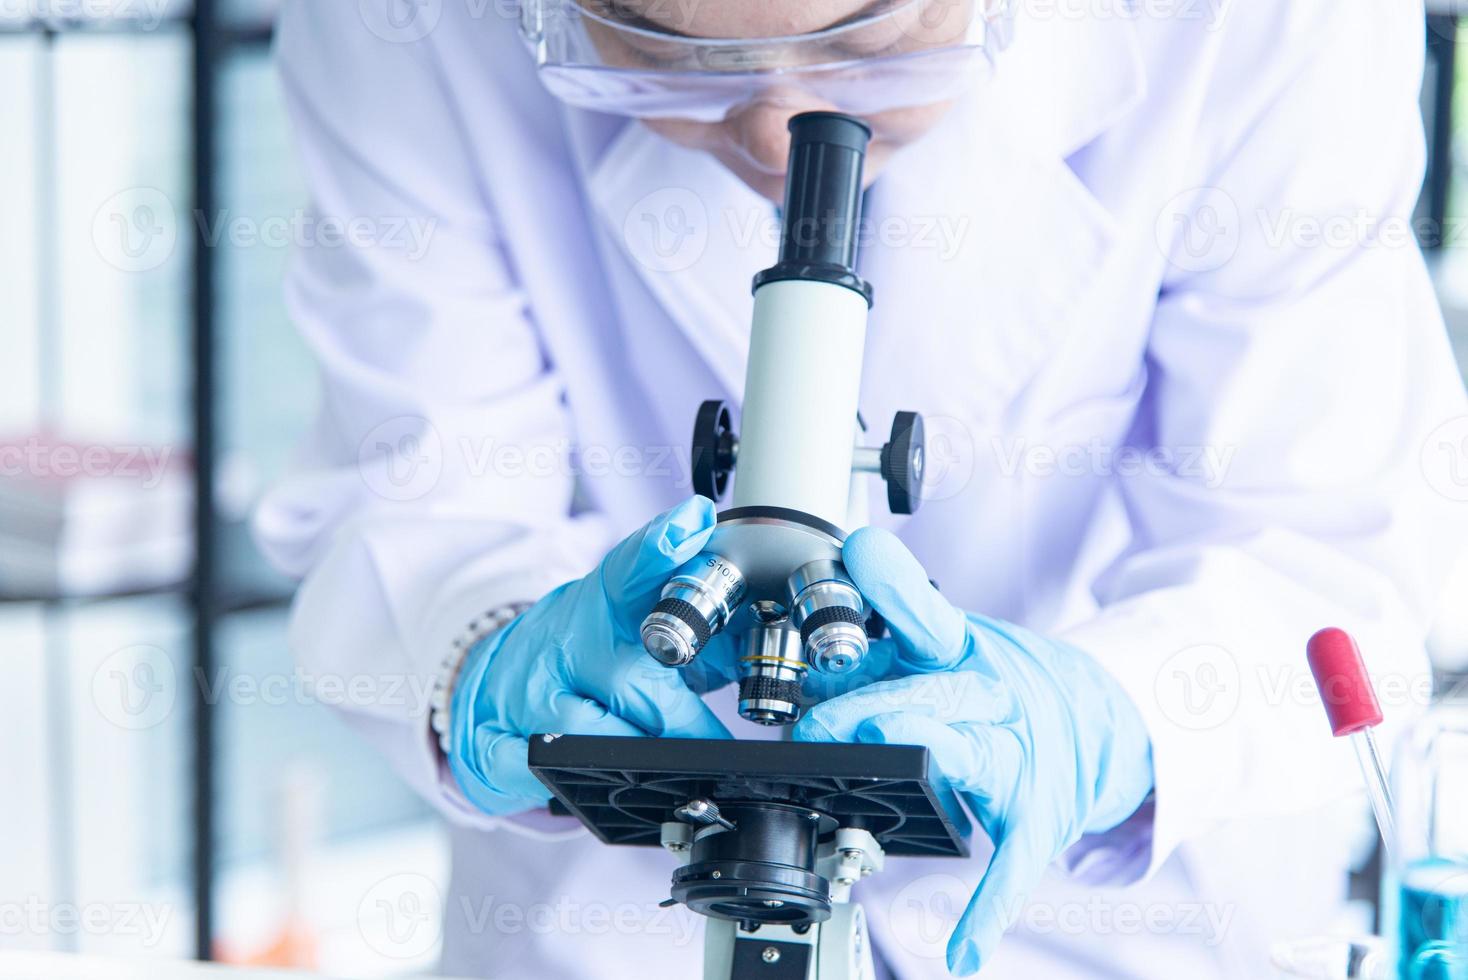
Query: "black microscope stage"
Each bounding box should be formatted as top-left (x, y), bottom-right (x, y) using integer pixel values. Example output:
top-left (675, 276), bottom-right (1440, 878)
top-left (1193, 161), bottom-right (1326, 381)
top-left (528, 734), bottom-right (969, 858)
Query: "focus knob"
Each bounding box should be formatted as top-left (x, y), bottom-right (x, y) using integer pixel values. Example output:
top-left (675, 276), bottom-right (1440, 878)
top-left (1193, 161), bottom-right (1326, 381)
top-left (691, 400), bottom-right (738, 501)
top-left (880, 411), bottom-right (925, 515)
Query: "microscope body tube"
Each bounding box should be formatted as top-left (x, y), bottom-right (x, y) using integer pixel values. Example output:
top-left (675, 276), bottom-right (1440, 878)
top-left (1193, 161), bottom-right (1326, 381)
top-left (643, 112), bottom-right (877, 683)
top-left (731, 278), bottom-right (869, 529)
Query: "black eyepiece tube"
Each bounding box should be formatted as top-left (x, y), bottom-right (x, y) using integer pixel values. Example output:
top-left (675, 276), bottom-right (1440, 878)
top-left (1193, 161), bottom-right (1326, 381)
top-left (752, 112), bottom-right (874, 304)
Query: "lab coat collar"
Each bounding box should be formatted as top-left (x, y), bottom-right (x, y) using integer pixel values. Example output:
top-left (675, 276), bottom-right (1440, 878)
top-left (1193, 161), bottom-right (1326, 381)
top-left (583, 6), bottom-right (1146, 409)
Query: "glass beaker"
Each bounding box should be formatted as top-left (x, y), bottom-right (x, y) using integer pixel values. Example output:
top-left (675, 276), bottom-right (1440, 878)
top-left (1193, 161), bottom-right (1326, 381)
top-left (1393, 702), bottom-right (1468, 980)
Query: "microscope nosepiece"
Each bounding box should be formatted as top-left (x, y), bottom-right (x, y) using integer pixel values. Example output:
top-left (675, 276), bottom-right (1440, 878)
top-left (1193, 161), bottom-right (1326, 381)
top-left (641, 553), bottom-right (746, 666)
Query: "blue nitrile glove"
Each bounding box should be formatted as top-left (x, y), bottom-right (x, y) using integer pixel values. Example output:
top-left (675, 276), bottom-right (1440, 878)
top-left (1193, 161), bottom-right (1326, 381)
top-left (795, 528), bottom-right (1155, 976)
top-left (448, 498), bottom-right (735, 816)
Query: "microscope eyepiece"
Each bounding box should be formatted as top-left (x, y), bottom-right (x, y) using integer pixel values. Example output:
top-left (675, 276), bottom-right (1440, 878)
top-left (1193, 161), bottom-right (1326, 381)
top-left (752, 111), bottom-right (873, 304)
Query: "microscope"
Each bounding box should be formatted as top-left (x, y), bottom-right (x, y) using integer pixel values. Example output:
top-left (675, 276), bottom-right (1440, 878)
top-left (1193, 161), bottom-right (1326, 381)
top-left (530, 114), bottom-right (966, 980)
top-left (639, 111), bottom-right (927, 728)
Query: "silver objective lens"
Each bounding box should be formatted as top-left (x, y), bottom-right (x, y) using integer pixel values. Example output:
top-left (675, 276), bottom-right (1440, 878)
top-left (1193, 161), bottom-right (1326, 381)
top-left (641, 553), bottom-right (747, 666)
top-left (787, 560), bottom-right (868, 675)
top-left (738, 623), bottom-right (806, 726)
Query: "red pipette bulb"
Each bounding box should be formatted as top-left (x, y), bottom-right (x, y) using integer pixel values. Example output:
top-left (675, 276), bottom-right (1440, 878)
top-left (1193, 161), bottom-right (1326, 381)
top-left (1306, 626), bottom-right (1384, 737)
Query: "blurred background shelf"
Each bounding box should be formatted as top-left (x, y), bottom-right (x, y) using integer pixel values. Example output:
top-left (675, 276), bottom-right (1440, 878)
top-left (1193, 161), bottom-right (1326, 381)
top-left (0, 4), bottom-right (436, 976)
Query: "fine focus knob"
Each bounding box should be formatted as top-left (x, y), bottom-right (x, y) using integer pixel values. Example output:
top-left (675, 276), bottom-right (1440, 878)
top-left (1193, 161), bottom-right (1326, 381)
top-left (880, 411), bottom-right (925, 516)
top-left (691, 400), bottom-right (738, 501)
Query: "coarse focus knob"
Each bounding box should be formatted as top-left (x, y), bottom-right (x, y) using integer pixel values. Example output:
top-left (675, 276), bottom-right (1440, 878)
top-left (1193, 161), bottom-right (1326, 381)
top-left (691, 400), bottom-right (738, 501)
top-left (880, 411), bottom-right (925, 516)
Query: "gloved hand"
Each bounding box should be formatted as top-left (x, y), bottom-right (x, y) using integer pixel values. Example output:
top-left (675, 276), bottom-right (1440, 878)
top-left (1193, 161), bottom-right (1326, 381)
top-left (448, 497), bottom-right (734, 816)
top-left (795, 528), bottom-right (1155, 975)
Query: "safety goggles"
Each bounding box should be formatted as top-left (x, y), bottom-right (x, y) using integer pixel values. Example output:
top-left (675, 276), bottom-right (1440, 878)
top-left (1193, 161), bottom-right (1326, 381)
top-left (518, 0), bottom-right (1017, 121)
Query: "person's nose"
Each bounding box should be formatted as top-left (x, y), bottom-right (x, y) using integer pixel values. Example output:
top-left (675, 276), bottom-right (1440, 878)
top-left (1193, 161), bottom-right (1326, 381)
top-left (727, 90), bottom-right (843, 174)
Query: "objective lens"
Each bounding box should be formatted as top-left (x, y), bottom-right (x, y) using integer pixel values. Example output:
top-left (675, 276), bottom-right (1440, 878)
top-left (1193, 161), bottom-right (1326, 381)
top-left (641, 553), bottom-right (747, 667)
top-left (738, 623), bottom-right (806, 726)
top-left (787, 560), bottom-right (868, 675)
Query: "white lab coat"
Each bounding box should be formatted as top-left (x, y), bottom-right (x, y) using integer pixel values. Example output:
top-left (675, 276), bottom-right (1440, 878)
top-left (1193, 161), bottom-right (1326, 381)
top-left (256, 0), bottom-right (1468, 976)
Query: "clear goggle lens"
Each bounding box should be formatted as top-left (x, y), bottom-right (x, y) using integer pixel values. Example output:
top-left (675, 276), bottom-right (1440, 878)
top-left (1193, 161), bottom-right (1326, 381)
top-left (520, 0), bottom-right (1016, 120)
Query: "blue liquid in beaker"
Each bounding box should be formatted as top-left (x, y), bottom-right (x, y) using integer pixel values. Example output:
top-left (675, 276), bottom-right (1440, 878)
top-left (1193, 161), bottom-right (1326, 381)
top-left (1399, 858), bottom-right (1468, 980)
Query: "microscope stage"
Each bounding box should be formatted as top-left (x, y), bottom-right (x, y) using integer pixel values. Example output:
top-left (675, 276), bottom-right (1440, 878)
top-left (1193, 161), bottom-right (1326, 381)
top-left (528, 734), bottom-right (969, 858)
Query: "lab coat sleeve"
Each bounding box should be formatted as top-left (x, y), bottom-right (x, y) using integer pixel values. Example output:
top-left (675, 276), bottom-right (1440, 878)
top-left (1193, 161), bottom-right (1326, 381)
top-left (253, 1), bottom-right (612, 829)
top-left (1058, 3), bottom-right (1468, 881)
